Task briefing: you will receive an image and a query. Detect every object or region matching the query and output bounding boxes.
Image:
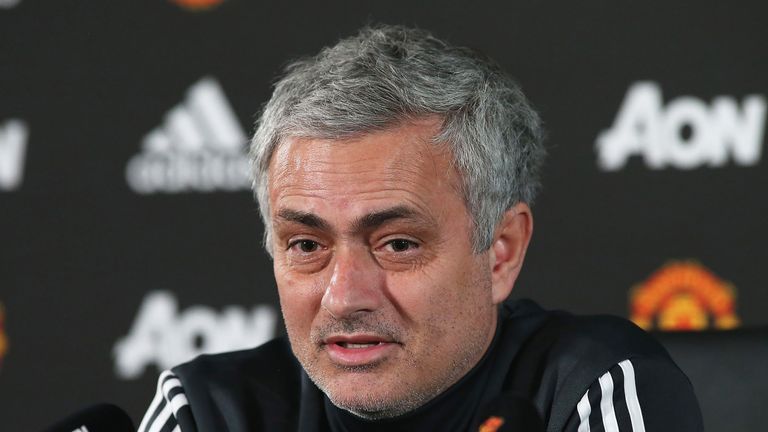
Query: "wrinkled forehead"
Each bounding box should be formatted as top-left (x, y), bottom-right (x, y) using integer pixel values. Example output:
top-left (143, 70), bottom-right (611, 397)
top-left (265, 119), bottom-right (466, 218)
top-left (269, 119), bottom-right (459, 183)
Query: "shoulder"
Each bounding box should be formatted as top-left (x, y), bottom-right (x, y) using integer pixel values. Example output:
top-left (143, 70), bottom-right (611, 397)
top-left (137, 370), bottom-right (195, 432)
top-left (566, 356), bottom-right (702, 432)
top-left (172, 337), bottom-right (302, 403)
top-left (502, 300), bottom-right (700, 430)
top-left (170, 338), bottom-right (304, 431)
top-left (504, 299), bottom-right (667, 370)
top-left (173, 337), bottom-right (299, 384)
top-left (548, 312), bottom-right (664, 360)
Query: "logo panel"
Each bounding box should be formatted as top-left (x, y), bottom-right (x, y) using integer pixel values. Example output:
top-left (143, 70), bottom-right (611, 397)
top-left (125, 77), bottom-right (250, 194)
top-left (0, 0), bottom-right (22, 9)
top-left (170, 0), bottom-right (225, 11)
top-left (597, 82), bottom-right (766, 171)
top-left (113, 291), bottom-right (278, 379)
top-left (0, 302), bottom-right (8, 370)
top-left (630, 260), bottom-right (740, 331)
top-left (0, 119), bottom-right (28, 191)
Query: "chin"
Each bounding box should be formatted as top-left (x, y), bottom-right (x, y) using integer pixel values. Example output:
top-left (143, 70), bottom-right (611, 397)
top-left (326, 390), bottom-right (411, 420)
top-left (321, 376), bottom-right (433, 420)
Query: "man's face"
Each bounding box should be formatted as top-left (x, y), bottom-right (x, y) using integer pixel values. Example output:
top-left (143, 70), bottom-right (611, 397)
top-left (267, 118), bottom-right (499, 418)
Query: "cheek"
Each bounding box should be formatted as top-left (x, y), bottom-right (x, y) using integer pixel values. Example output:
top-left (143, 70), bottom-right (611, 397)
top-left (276, 269), bottom-right (326, 337)
top-left (384, 271), bottom-right (441, 325)
top-left (384, 269), bottom-right (465, 340)
top-left (400, 256), bottom-right (492, 334)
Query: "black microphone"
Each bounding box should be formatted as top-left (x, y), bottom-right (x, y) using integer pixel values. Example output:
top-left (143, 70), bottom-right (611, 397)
top-left (475, 393), bottom-right (545, 432)
top-left (40, 403), bottom-right (134, 432)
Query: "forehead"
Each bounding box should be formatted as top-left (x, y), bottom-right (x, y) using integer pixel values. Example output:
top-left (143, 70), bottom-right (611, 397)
top-left (267, 119), bottom-right (464, 219)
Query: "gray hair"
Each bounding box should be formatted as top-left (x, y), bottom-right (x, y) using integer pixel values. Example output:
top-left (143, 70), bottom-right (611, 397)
top-left (250, 24), bottom-right (545, 254)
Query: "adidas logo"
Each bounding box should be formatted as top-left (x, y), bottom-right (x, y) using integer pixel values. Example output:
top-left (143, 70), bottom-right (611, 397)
top-left (0, 119), bottom-right (28, 192)
top-left (125, 77), bottom-right (251, 194)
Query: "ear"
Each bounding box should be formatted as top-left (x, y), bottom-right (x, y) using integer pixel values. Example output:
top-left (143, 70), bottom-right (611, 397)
top-left (488, 203), bottom-right (533, 304)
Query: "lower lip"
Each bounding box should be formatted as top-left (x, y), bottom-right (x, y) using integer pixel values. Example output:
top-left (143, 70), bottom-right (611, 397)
top-left (325, 342), bottom-right (398, 366)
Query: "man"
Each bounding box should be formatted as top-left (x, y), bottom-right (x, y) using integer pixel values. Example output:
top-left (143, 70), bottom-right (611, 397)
top-left (139, 25), bottom-right (702, 431)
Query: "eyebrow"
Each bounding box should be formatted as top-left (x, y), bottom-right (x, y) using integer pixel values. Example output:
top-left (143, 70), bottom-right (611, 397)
top-left (274, 205), bottom-right (422, 234)
top-left (352, 206), bottom-right (419, 232)
top-left (276, 209), bottom-right (332, 231)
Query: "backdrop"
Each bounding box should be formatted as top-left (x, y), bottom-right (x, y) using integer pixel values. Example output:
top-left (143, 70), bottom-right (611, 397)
top-left (1, 0), bottom-right (766, 429)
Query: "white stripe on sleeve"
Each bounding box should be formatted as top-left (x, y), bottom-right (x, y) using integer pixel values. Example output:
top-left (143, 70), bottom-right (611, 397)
top-left (138, 370), bottom-right (186, 432)
top-left (170, 393), bottom-right (190, 415)
top-left (618, 359), bottom-right (646, 432)
top-left (598, 371), bottom-right (620, 432)
top-left (576, 391), bottom-right (592, 432)
top-left (147, 402), bottom-right (173, 432)
top-left (162, 377), bottom-right (182, 393)
top-left (137, 378), bottom-right (165, 432)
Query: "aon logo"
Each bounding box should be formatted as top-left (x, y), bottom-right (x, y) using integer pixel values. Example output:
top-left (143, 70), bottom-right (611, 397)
top-left (597, 82), bottom-right (766, 171)
top-left (113, 291), bottom-right (277, 379)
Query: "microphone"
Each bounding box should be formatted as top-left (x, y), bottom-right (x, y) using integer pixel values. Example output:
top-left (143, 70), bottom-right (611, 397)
top-left (40, 403), bottom-right (134, 432)
top-left (475, 393), bottom-right (545, 432)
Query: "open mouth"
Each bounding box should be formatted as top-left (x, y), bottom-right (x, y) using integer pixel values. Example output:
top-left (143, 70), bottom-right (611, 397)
top-left (323, 336), bottom-right (397, 366)
top-left (335, 341), bottom-right (383, 349)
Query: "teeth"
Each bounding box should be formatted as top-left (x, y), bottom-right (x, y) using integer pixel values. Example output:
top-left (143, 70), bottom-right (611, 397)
top-left (340, 342), bottom-right (379, 349)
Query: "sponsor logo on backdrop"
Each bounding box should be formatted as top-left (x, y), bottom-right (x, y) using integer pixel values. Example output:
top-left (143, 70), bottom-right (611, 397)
top-left (0, 119), bottom-right (28, 191)
top-left (630, 260), bottom-right (740, 331)
top-left (597, 82), bottom-right (767, 171)
top-left (0, 0), bottom-right (22, 9)
top-left (113, 291), bottom-right (277, 379)
top-left (125, 77), bottom-right (250, 194)
top-left (170, 0), bottom-right (225, 11)
top-left (0, 302), bottom-right (8, 370)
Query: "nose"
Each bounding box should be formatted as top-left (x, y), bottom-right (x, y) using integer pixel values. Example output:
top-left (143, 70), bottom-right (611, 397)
top-left (321, 247), bottom-right (385, 319)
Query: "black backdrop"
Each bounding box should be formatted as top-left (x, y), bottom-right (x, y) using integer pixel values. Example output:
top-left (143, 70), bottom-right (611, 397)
top-left (1, 0), bottom-right (766, 429)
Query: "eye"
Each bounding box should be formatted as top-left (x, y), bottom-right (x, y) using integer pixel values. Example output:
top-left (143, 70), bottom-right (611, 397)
top-left (289, 239), bottom-right (320, 253)
top-left (387, 239), bottom-right (418, 252)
